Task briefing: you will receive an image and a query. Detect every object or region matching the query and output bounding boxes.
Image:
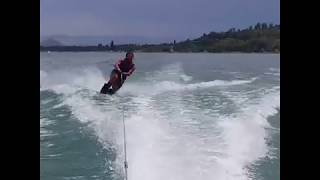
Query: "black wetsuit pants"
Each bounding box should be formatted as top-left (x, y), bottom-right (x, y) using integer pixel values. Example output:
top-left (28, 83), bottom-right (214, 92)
top-left (100, 69), bottom-right (127, 94)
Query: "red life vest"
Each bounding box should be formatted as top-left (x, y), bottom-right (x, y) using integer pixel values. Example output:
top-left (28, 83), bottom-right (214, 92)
top-left (117, 59), bottom-right (135, 73)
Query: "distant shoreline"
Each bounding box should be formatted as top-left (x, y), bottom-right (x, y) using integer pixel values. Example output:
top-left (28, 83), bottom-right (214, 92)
top-left (40, 50), bottom-right (280, 54)
top-left (41, 23), bottom-right (280, 53)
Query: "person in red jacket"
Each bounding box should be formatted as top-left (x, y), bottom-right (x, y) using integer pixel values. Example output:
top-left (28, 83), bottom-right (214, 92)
top-left (100, 51), bottom-right (136, 95)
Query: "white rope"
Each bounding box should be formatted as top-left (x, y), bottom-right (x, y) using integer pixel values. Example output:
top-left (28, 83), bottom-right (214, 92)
top-left (122, 104), bottom-right (128, 180)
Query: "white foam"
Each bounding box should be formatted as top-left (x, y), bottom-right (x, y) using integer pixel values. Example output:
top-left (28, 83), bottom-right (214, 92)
top-left (269, 68), bottom-right (280, 72)
top-left (40, 118), bottom-right (56, 138)
top-left (122, 96), bottom-right (218, 180)
top-left (55, 84), bottom-right (279, 180)
top-left (121, 78), bottom-right (256, 96)
top-left (40, 67), bottom-right (105, 94)
top-left (118, 91), bottom-right (280, 180)
top-left (41, 61), bottom-right (279, 180)
top-left (41, 62), bottom-right (256, 98)
top-left (215, 90), bottom-right (280, 178)
top-left (180, 74), bottom-right (193, 82)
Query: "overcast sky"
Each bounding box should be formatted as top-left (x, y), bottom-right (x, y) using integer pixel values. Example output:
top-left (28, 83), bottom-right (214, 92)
top-left (40, 0), bottom-right (279, 40)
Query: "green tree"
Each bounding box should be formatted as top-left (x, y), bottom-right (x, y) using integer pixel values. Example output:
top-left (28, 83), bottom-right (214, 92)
top-left (261, 23), bottom-right (268, 30)
top-left (110, 40), bottom-right (115, 50)
top-left (269, 23), bottom-right (274, 29)
top-left (255, 23), bottom-right (261, 30)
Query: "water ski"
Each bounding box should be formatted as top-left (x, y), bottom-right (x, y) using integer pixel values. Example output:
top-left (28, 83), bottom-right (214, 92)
top-left (100, 83), bottom-right (114, 95)
top-left (100, 73), bottom-right (125, 95)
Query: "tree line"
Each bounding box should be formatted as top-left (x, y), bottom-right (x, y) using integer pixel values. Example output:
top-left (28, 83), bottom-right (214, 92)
top-left (40, 23), bottom-right (280, 53)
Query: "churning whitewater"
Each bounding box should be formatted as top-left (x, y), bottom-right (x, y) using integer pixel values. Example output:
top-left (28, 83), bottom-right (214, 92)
top-left (40, 52), bottom-right (280, 180)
